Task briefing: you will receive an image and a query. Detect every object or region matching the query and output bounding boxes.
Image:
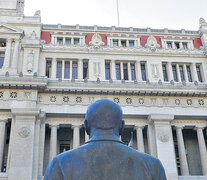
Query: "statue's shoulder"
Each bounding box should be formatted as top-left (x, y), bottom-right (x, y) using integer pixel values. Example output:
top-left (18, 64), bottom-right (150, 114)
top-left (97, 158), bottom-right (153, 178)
top-left (125, 146), bottom-right (163, 168)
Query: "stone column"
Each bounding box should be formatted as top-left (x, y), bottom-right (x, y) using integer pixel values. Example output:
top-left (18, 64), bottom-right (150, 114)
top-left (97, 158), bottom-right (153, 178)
top-left (71, 38), bottom-right (74, 46)
top-left (110, 60), bottom-right (116, 80)
top-left (49, 124), bottom-right (58, 159)
top-left (120, 62), bottom-right (124, 80)
top-left (70, 61), bottom-right (73, 79)
top-left (51, 58), bottom-right (57, 79)
top-left (11, 39), bottom-right (20, 69)
top-left (183, 64), bottom-right (188, 82)
top-left (191, 63), bottom-right (198, 82)
top-left (72, 125), bottom-right (80, 149)
top-left (33, 119), bottom-right (41, 180)
top-left (167, 62), bottom-right (173, 81)
top-left (148, 114), bottom-right (178, 180)
top-left (118, 39), bottom-right (121, 47)
top-left (9, 108), bottom-right (39, 180)
top-left (126, 40), bottom-right (129, 47)
top-left (127, 62), bottom-right (132, 81)
top-left (176, 64), bottom-right (181, 82)
top-left (3, 38), bottom-right (12, 68)
top-left (135, 61), bottom-right (142, 81)
top-left (175, 126), bottom-right (189, 175)
top-left (61, 60), bottom-right (65, 79)
top-left (78, 59), bottom-right (83, 79)
top-left (107, 38), bottom-right (110, 47)
top-left (63, 38), bottom-right (66, 46)
top-left (147, 123), bottom-right (157, 157)
top-left (135, 126), bottom-right (145, 152)
top-left (85, 131), bottom-right (90, 142)
top-left (0, 118), bottom-right (7, 172)
top-left (38, 113), bottom-right (46, 178)
top-left (195, 126), bottom-right (207, 175)
top-left (172, 42), bottom-right (176, 49)
top-left (179, 42), bottom-right (183, 49)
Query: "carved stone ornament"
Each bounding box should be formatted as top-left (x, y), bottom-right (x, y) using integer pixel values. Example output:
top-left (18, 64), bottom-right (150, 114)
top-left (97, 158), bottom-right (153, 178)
top-left (18, 127), bottom-right (31, 138)
top-left (199, 17), bottom-right (206, 25)
top-left (17, 0), bottom-right (25, 14)
top-left (89, 33), bottom-right (105, 49)
top-left (27, 50), bottom-right (34, 73)
top-left (158, 130), bottom-right (170, 142)
top-left (145, 36), bottom-right (160, 51)
top-left (34, 10), bottom-right (41, 17)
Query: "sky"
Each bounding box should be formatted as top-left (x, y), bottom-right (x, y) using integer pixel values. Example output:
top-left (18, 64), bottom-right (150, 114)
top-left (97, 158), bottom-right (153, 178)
top-left (24, 0), bottom-right (207, 31)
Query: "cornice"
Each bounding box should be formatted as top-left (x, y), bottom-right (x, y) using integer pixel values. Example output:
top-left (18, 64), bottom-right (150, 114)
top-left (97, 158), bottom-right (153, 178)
top-left (41, 80), bottom-right (207, 97)
top-left (42, 44), bottom-right (205, 57)
top-left (0, 76), bottom-right (48, 89)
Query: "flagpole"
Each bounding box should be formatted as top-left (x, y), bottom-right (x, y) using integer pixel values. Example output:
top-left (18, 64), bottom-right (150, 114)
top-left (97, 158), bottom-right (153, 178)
top-left (117, 0), bottom-right (120, 27)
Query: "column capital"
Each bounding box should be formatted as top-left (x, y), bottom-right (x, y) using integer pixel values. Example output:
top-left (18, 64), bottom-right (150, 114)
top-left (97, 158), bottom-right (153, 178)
top-left (174, 125), bottom-right (185, 130)
top-left (194, 126), bottom-right (205, 131)
top-left (13, 38), bottom-right (20, 43)
top-left (148, 114), bottom-right (174, 124)
top-left (0, 118), bottom-right (8, 123)
top-left (72, 124), bottom-right (82, 129)
top-left (6, 38), bottom-right (12, 42)
top-left (49, 124), bottom-right (59, 129)
top-left (0, 114), bottom-right (10, 123)
top-left (134, 125), bottom-right (145, 129)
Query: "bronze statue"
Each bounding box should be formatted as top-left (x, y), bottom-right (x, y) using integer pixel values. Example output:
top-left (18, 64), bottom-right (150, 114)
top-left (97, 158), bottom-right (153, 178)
top-left (44, 99), bottom-right (166, 180)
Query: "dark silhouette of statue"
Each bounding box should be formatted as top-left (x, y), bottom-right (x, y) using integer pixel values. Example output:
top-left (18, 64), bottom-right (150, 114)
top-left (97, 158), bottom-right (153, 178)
top-left (44, 99), bottom-right (166, 180)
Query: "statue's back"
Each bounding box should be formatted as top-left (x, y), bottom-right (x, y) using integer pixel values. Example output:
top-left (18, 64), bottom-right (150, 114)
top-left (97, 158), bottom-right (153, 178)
top-left (45, 141), bottom-right (166, 180)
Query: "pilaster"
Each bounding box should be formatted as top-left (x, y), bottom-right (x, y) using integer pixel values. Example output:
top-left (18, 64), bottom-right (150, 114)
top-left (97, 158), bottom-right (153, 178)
top-left (8, 108), bottom-right (39, 180)
top-left (148, 114), bottom-right (178, 180)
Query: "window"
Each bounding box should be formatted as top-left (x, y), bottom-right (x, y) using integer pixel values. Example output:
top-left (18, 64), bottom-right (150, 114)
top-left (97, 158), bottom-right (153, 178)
top-left (186, 65), bottom-right (192, 82)
top-left (59, 144), bottom-right (70, 153)
top-left (162, 64), bottom-right (168, 81)
top-left (0, 53), bottom-right (5, 69)
top-left (116, 63), bottom-right (121, 80)
top-left (74, 38), bottom-right (79, 46)
top-left (131, 63), bottom-right (136, 80)
top-left (57, 38), bottom-right (63, 45)
top-left (105, 62), bottom-right (110, 80)
top-left (0, 39), bottom-right (6, 47)
top-left (141, 63), bottom-right (146, 81)
top-left (167, 42), bottom-right (172, 49)
top-left (179, 65), bottom-right (185, 82)
top-left (129, 40), bottom-right (134, 47)
top-left (196, 65), bottom-right (202, 82)
top-left (83, 62), bottom-right (88, 79)
top-left (175, 42), bottom-right (180, 49)
top-left (183, 42), bottom-right (188, 50)
top-left (123, 63), bottom-right (128, 80)
top-left (45, 60), bottom-right (51, 78)
top-left (56, 61), bottom-right (62, 78)
top-left (113, 40), bottom-right (118, 47)
top-left (121, 40), bottom-right (126, 47)
top-left (64, 61), bottom-right (70, 79)
top-left (65, 38), bottom-right (71, 46)
top-left (172, 65), bottom-right (178, 82)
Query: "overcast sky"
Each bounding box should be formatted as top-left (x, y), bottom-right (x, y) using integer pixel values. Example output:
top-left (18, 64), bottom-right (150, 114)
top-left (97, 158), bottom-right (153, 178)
top-left (24, 0), bottom-right (207, 31)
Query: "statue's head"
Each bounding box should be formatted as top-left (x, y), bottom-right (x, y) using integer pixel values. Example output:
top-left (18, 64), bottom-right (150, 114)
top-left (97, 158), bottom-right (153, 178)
top-left (84, 99), bottom-right (124, 135)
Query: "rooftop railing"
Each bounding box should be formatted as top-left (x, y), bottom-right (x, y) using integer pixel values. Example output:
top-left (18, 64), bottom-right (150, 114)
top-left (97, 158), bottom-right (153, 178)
top-left (42, 24), bottom-right (199, 35)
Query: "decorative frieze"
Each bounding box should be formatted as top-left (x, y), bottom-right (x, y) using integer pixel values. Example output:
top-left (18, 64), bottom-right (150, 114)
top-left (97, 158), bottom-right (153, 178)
top-left (38, 94), bottom-right (207, 109)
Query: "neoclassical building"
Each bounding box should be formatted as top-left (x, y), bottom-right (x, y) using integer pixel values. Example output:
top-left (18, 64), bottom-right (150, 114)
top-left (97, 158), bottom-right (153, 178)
top-left (0, 0), bottom-right (207, 180)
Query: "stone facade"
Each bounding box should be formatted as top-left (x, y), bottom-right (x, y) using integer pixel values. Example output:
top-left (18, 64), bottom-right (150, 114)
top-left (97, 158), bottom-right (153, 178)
top-left (0, 0), bottom-right (207, 180)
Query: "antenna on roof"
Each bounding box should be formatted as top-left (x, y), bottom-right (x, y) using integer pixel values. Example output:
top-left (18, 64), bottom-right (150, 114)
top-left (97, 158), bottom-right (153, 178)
top-left (117, 0), bottom-right (120, 27)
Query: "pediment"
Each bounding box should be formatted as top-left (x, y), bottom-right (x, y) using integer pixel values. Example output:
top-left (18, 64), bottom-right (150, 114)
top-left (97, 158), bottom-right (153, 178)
top-left (0, 24), bottom-right (24, 34)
